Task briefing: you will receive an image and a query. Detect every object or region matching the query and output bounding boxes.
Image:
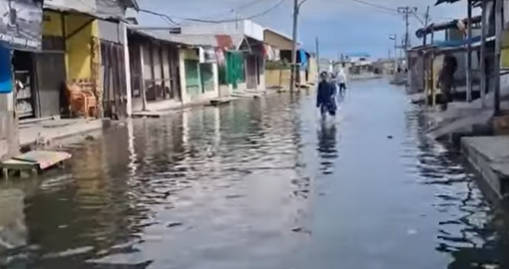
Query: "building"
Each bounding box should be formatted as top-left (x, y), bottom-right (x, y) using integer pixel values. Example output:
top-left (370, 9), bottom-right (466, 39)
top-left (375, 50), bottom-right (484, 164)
top-left (177, 20), bottom-right (266, 93)
top-left (127, 28), bottom-right (221, 112)
top-left (12, 0), bottom-right (138, 121)
top-left (127, 28), bottom-right (182, 112)
top-left (344, 52), bottom-right (374, 75)
top-left (263, 28), bottom-right (316, 88)
top-left (0, 0), bottom-right (45, 160)
top-left (414, 15), bottom-right (484, 104)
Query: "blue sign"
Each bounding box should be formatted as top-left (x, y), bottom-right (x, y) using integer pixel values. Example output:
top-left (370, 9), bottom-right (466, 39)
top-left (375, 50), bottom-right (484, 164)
top-left (0, 45), bottom-right (12, 94)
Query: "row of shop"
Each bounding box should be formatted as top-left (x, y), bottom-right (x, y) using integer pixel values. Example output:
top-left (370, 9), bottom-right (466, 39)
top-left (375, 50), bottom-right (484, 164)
top-left (11, 6), bottom-right (317, 120)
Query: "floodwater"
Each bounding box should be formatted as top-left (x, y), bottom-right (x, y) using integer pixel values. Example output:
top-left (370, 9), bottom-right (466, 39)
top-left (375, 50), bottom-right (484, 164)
top-left (1, 79), bottom-right (508, 269)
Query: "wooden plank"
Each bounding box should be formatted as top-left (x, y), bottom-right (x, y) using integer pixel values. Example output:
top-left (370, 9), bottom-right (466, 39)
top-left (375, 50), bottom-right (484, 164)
top-left (1, 159), bottom-right (37, 170)
top-left (13, 151), bottom-right (71, 170)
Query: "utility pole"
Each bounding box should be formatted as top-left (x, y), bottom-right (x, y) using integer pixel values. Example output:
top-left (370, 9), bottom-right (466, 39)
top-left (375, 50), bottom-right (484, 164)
top-left (389, 34), bottom-right (398, 72)
top-left (290, 0), bottom-right (308, 93)
top-left (397, 6), bottom-right (418, 51)
top-left (494, 0), bottom-right (502, 115)
top-left (316, 36), bottom-right (320, 73)
top-left (423, 6), bottom-right (430, 93)
top-left (466, 0), bottom-right (473, 102)
top-left (480, 0), bottom-right (487, 108)
top-left (290, 0), bottom-right (299, 93)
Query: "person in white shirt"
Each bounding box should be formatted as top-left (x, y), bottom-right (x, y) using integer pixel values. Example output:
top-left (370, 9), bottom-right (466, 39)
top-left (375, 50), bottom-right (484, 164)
top-left (337, 68), bottom-right (348, 95)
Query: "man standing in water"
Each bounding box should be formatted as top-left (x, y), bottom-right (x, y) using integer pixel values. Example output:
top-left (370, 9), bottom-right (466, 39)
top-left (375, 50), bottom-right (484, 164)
top-left (437, 54), bottom-right (457, 110)
top-left (317, 71), bottom-right (336, 118)
top-left (337, 68), bottom-right (348, 95)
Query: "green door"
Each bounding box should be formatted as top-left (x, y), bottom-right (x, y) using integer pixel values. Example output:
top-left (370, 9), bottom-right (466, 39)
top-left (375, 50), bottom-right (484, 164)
top-left (200, 63), bottom-right (214, 92)
top-left (185, 59), bottom-right (200, 96)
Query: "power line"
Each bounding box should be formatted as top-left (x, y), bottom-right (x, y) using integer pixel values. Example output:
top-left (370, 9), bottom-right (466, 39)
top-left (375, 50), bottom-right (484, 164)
top-left (178, 0), bottom-right (288, 24)
top-left (137, 0), bottom-right (286, 25)
top-left (138, 8), bottom-right (178, 25)
top-left (349, 0), bottom-right (398, 13)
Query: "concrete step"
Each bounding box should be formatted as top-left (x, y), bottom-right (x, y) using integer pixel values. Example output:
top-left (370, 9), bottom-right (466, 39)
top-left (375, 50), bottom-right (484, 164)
top-left (461, 136), bottom-right (509, 201)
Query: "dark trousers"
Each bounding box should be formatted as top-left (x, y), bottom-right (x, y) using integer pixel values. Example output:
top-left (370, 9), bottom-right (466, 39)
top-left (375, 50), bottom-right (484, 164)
top-left (339, 83), bottom-right (346, 93)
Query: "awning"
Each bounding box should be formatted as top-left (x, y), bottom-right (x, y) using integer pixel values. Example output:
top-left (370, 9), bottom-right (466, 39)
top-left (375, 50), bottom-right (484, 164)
top-left (129, 27), bottom-right (246, 49)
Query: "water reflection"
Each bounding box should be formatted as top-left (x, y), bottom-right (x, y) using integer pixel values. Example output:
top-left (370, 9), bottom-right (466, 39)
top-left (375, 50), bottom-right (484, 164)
top-left (0, 189), bottom-right (26, 250)
top-left (317, 121), bottom-right (338, 175)
top-left (0, 95), bottom-right (314, 268)
top-left (404, 108), bottom-right (509, 269)
top-left (1, 85), bottom-right (509, 268)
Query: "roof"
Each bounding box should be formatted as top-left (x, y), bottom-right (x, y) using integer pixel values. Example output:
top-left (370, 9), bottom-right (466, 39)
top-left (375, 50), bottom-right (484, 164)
top-left (409, 35), bottom-right (496, 53)
top-left (435, 0), bottom-right (482, 6)
top-left (122, 0), bottom-right (139, 10)
top-left (44, 4), bottom-right (121, 20)
top-left (129, 27), bottom-right (245, 49)
top-left (346, 52), bottom-right (371, 58)
top-left (263, 28), bottom-right (293, 42)
top-left (415, 15), bottom-right (482, 38)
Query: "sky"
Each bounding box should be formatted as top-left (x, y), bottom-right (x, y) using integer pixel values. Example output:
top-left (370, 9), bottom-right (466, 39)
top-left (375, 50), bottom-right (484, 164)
top-left (133, 0), bottom-right (474, 59)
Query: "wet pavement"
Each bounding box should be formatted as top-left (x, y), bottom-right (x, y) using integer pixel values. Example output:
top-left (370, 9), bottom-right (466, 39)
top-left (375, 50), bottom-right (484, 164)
top-left (1, 79), bottom-right (508, 269)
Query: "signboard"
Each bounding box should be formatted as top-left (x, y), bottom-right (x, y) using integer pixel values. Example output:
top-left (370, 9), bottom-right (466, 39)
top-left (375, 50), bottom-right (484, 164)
top-left (0, 0), bottom-right (44, 50)
top-left (0, 45), bottom-right (12, 93)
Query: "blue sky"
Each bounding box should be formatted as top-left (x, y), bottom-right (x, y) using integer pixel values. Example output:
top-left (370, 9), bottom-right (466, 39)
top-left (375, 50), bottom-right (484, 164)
top-left (134, 0), bottom-right (472, 59)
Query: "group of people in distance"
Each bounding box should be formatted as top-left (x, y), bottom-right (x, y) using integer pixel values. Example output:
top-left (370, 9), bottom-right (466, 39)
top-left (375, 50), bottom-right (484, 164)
top-left (316, 69), bottom-right (348, 118)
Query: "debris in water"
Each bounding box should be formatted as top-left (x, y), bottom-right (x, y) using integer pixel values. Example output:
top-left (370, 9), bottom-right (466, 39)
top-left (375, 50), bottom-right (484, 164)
top-left (387, 135), bottom-right (393, 139)
top-left (292, 227), bottom-right (312, 235)
top-left (167, 222), bottom-right (183, 228)
top-left (85, 135), bottom-right (95, 141)
top-left (225, 194), bottom-right (244, 199)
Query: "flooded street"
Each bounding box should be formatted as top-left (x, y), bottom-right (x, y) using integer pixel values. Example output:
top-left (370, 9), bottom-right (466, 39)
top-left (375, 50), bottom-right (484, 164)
top-left (1, 79), bottom-right (508, 268)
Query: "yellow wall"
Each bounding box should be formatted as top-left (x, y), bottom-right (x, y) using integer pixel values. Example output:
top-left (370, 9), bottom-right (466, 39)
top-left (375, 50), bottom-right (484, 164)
top-left (42, 10), bottom-right (99, 81)
top-left (65, 14), bottom-right (99, 80)
top-left (42, 11), bottom-right (63, 36)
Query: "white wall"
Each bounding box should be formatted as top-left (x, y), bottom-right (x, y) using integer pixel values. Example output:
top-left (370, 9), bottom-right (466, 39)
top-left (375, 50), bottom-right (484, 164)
top-left (243, 20), bottom-right (264, 41)
top-left (181, 20), bottom-right (264, 41)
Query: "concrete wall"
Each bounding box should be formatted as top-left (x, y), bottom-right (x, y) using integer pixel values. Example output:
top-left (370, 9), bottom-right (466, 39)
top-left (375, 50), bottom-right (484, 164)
top-left (0, 94), bottom-right (18, 161)
top-left (265, 69), bottom-right (309, 88)
top-left (266, 69), bottom-right (291, 88)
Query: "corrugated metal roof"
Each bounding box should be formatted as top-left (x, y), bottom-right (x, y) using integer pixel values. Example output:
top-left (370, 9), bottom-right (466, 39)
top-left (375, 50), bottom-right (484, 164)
top-left (44, 3), bottom-right (124, 21)
top-left (435, 0), bottom-right (482, 6)
top-left (415, 15), bottom-right (482, 38)
top-left (129, 28), bottom-right (245, 49)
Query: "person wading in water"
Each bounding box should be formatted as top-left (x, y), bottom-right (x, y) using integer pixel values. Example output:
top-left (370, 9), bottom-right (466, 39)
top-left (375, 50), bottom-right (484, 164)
top-left (316, 71), bottom-right (337, 119)
top-left (437, 54), bottom-right (458, 110)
